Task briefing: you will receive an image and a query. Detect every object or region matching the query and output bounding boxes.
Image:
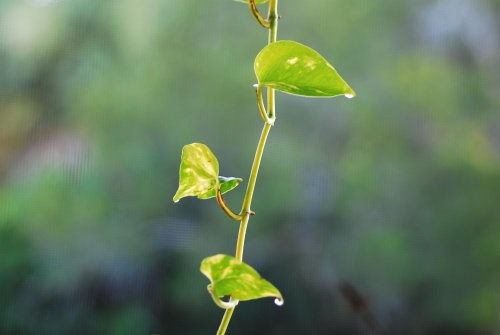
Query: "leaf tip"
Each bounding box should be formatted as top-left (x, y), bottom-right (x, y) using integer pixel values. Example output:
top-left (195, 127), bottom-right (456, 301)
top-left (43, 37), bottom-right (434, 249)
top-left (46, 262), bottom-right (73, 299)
top-left (172, 192), bottom-right (182, 203)
top-left (344, 87), bottom-right (356, 99)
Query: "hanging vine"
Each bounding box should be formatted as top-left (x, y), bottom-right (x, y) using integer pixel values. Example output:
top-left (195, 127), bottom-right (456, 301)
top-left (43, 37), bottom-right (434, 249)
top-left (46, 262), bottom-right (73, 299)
top-left (173, 1), bottom-right (355, 333)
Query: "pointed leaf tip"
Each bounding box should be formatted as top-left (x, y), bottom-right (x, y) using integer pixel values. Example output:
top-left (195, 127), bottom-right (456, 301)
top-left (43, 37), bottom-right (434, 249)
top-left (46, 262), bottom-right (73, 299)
top-left (254, 40), bottom-right (355, 98)
top-left (201, 254), bottom-right (283, 305)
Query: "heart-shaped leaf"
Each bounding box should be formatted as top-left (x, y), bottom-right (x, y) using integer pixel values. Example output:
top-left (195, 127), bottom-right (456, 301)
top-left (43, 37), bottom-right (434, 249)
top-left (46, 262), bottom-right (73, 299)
top-left (173, 144), bottom-right (241, 203)
top-left (254, 40), bottom-right (355, 98)
top-left (201, 254), bottom-right (283, 304)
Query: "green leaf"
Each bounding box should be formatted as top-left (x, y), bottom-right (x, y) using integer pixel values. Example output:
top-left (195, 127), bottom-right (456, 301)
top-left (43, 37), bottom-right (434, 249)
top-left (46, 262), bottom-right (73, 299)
top-left (173, 144), bottom-right (242, 203)
top-left (198, 176), bottom-right (243, 200)
top-left (254, 40), bottom-right (356, 98)
top-left (173, 143), bottom-right (218, 203)
top-left (201, 254), bottom-right (283, 303)
top-left (234, 0), bottom-right (269, 3)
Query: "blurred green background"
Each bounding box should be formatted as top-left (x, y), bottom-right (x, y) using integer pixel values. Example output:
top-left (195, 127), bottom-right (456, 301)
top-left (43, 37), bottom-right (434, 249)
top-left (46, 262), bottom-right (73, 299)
top-left (1, 0), bottom-right (499, 334)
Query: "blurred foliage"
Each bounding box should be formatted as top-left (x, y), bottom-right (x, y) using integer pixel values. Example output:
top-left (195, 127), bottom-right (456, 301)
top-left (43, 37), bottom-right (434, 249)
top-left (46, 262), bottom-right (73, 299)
top-left (0, 0), bottom-right (499, 334)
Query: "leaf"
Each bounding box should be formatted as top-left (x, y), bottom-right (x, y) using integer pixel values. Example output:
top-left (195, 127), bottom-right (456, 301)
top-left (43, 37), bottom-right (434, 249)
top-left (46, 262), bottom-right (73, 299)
top-left (173, 144), bottom-right (242, 203)
top-left (198, 176), bottom-right (243, 200)
top-left (254, 40), bottom-right (356, 98)
top-left (234, 0), bottom-right (269, 3)
top-left (201, 254), bottom-right (283, 303)
top-left (173, 143), bottom-right (218, 203)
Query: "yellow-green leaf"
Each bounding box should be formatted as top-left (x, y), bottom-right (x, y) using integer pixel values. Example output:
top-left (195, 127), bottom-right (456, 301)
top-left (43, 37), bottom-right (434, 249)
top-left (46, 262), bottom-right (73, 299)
top-left (173, 144), bottom-right (242, 203)
top-left (254, 40), bottom-right (355, 98)
top-left (201, 254), bottom-right (283, 304)
top-left (173, 143), bottom-right (219, 203)
top-left (198, 176), bottom-right (243, 200)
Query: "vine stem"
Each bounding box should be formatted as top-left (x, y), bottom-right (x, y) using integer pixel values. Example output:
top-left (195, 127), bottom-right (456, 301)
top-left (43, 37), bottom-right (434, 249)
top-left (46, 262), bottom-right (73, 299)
top-left (237, 122), bottom-right (272, 260)
top-left (216, 1), bottom-right (278, 334)
top-left (248, 0), bottom-right (270, 28)
top-left (216, 188), bottom-right (243, 221)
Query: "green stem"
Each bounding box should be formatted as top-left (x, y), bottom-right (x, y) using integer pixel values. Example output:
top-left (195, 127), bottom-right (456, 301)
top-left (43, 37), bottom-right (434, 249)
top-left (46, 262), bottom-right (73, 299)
top-left (237, 121), bottom-right (272, 260)
top-left (216, 188), bottom-right (243, 221)
top-left (268, 0), bottom-right (278, 44)
top-left (215, 1), bottom-right (278, 334)
top-left (256, 86), bottom-right (275, 125)
top-left (216, 306), bottom-right (235, 335)
top-left (267, 0), bottom-right (278, 118)
top-left (248, 0), bottom-right (270, 28)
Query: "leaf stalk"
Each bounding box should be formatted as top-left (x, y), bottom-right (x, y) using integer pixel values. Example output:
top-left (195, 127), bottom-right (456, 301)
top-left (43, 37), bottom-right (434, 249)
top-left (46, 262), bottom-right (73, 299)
top-left (256, 86), bottom-right (275, 125)
top-left (248, 0), bottom-right (271, 28)
top-left (209, 286), bottom-right (240, 309)
top-left (216, 187), bottom-right (243, 221)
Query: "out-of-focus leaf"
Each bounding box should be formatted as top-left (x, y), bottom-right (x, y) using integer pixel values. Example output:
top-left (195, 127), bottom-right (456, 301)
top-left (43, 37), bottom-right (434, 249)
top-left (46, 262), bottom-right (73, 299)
top-left (201, 254), bottom-right (283, 303)
top-left (254, 40), bottom-right (355, 98)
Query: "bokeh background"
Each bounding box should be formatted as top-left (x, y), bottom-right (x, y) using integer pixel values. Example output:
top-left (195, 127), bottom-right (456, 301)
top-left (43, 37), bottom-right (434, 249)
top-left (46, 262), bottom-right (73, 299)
top-left (1, 0), bottom-right (500, 334)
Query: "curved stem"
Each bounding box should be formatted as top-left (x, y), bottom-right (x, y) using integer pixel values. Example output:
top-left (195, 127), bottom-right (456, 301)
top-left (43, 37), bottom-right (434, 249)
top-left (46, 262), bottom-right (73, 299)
top-left (209, 287), bottom-right (239, 309)
top-left (256, 86), bottom-right (274, 125)
top-left (216, 188), bottom-right (243, 221)
top-left (248, 0), bottom-right (270, 28)
top-left (256, 86), bottom-right (268, 123)
top-left (215, 103), bottom-right (273, 335)
top-left (215, 1), bottom-right (278, 334)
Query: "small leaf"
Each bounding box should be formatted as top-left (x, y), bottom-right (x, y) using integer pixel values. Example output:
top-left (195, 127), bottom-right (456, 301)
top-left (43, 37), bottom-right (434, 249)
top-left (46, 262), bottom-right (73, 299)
top-left (234, 0), bottom-right (269, 3)
top-left (173, 143), bottom-right (219, 203)
top-left (173, 144), bottom-right (242, 203)
top-left (201, 254), bottom-right (283, 303)
top-left (198, 176), bottom-right (243, 200)
top-left (254, 40), bottom-right (355, 98)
